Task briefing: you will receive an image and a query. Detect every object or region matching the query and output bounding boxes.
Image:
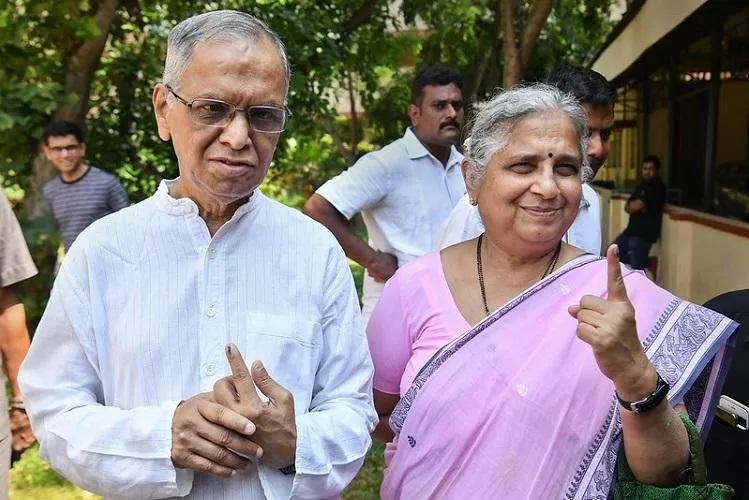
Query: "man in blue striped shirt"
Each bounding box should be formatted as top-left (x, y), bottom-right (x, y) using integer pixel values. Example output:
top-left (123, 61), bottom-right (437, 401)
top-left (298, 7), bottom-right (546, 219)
top-left (42, 120), bottom-right (129, 251)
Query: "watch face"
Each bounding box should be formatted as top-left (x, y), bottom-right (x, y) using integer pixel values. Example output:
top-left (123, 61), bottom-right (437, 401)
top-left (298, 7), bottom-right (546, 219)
top-left (634, 374), bottom-right (670, 414)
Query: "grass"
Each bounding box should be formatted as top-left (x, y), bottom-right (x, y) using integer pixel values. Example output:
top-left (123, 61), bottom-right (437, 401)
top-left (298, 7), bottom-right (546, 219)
top-left (10, 443), bottom-right (384, 499)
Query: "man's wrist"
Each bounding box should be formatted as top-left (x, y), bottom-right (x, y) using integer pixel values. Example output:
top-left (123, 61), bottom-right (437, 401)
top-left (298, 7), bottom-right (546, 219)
top-left (363, 249), bottom-right (378, 270)
top-left (9, 398), bottom-right (25, 412)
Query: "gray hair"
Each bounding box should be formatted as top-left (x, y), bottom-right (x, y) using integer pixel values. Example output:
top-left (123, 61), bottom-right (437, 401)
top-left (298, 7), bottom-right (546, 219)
top-left (464, 83), bottom-right (589, 188)
top-left (163, 10), bottom-right (291, 99)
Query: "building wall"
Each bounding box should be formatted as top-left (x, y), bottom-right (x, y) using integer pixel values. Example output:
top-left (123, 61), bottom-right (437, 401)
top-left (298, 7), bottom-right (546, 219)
top-left (592, 0), bottom-right (709, 80)
top-left (601, 193), bottom-right (749, 304)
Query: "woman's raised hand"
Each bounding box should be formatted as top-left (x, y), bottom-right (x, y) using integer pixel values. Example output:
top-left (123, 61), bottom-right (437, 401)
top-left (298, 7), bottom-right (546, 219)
top-left (568, 245), bottom-right (658, 401)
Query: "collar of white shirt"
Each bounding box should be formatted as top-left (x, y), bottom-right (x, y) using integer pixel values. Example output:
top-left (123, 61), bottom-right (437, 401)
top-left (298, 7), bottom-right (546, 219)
top-left (403, 128), bottom-right (462, 169)
top-left (153, 178), bottom-right (262, 219)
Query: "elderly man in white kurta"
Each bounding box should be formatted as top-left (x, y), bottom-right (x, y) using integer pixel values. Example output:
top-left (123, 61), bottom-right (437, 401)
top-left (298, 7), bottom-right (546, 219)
top-left (19, 10), bottom-right (377, 500)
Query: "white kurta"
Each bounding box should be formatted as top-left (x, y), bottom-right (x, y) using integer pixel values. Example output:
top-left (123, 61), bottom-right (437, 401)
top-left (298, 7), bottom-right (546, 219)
top-left (437, 183), bottom-right (603, 255)
top-left (19, 180), bottom-right (378, 500)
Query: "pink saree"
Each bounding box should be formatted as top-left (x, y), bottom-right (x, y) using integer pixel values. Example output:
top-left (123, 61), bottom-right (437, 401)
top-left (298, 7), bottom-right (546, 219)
top-left (382, 255), bottom-right (737, 500)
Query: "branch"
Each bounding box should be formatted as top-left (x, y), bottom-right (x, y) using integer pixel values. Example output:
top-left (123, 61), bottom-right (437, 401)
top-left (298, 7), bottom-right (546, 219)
top-left (320, 117), bottom-right (354, 165)
top-left (57, 0), bottom-right (120, 124)
top-left (343, 0), bottom-right (386, 33)
top-left (519, 0), bottom-right (555, 72)
top-left (465, 45), bottom-right (494, 101)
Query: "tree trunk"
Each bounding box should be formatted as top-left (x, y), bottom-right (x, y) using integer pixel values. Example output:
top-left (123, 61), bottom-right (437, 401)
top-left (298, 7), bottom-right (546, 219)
top-left (500, 0), bottom-right (521, 88)
top-left (24, 0), bottom-right (121, 219)
top-left (346, 71), bottom-right (359, 160)
top-left (500, 0), bottom-right (556, 88)
top-left (465, 44), bottom-right (495, 102)
top-left (519, 0), bottom-right (555, 71)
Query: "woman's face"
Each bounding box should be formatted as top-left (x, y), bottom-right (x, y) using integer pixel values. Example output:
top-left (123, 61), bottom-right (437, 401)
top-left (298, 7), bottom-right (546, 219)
top-left (470, 110), bottom-right (583, 249)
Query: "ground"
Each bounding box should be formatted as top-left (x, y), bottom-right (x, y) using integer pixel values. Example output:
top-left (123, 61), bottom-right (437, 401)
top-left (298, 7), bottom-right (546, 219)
top-left (10, 442), bottom-right (385, 499)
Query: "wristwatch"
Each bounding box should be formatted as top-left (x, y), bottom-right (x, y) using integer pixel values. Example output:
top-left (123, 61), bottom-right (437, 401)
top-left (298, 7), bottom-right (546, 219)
top-left (9, 398), bottom-right (25, 412)
top-left (616, 372), bottom-right (670, 414)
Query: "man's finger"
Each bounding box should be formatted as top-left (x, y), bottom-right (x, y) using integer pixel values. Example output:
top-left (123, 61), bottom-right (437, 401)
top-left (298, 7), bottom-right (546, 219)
top-left (183, 453), bottom-right (236, 478)
top-left (187, 436), bottom-right (250, 471)
top-left (606, 244), bottom-right (629, 302)
top-left (196, 422), bottom-right (264, 460)
top-left (198, 400), bottom-right (256, 436)
top-left (214, 377), bottom-right (241, 410)
top-left (251, 361), bottom-right (292, 407)
top-left (225, 343), bottom-right (262, 403)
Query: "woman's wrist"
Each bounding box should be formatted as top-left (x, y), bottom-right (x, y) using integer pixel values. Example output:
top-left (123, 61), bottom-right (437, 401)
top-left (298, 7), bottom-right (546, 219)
top-left (614, 363), bottom-right (658, 403)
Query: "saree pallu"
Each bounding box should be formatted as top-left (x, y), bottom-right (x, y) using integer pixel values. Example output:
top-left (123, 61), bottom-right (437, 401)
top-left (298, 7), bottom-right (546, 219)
top-left (382, 255), bottom-right (738, 500)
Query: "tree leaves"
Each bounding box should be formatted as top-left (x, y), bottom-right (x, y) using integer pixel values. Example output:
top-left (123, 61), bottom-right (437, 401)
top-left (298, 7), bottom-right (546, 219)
top-left (1, 0), bottom-right (616, 202)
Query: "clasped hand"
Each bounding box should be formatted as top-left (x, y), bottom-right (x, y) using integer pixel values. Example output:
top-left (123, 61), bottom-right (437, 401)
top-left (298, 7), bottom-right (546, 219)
top-left (366, 251), bottom-right (398, 283)
top-left (569, 245), bottom-right (658, 402)
top-left (171, 344), bottom-right (297, 477)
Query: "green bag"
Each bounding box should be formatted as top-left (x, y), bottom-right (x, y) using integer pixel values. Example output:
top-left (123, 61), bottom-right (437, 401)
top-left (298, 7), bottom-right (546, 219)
top-left (611, 414), bottom-right (734, 500)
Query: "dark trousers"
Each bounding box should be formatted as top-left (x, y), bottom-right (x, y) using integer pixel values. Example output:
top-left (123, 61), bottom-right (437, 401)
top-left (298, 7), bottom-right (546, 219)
top-left (613, 233), bottom-right (653, 270)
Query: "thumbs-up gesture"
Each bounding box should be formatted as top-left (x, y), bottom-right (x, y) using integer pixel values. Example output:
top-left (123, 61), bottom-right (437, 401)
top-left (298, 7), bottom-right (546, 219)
top-left (568, 245), bottom-right (658, 402)
top-left (213, 344), bottom-right (297, 469)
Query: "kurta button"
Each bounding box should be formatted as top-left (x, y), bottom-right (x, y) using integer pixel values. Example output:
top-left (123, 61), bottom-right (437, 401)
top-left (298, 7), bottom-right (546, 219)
top-left (206, 305), bottom-right (217, 317)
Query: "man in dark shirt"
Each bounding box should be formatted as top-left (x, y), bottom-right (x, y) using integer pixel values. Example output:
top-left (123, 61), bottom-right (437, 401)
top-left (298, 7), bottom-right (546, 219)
top-left (614, 155), bottom-right (667, 270)
top-left (42, 120), bottom-right (129, 251)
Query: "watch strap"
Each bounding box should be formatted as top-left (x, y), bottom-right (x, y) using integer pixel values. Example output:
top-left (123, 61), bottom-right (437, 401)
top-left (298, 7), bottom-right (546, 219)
top-left (616, 372), bottom-right (670, 414)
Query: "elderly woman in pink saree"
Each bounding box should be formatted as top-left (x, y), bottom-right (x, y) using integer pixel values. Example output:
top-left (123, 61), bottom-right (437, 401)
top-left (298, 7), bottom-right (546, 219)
top-left (366, 84), bottom-right (737, 499)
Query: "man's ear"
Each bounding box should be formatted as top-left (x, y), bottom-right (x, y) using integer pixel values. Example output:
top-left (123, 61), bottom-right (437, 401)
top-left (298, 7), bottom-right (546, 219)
top-left (152, 84), bottom-right (172, 141)
top-left (407, 103), bottom-right (420, 128)
top-left (41, 142), bottom-right (52, 161)
top-left (79, 142), bottom-right (87, 158)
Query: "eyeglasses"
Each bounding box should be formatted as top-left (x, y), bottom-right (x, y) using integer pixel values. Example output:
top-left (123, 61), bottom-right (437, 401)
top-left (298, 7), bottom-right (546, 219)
top-left (49, 145), bottom-right (81, 154)
top-left (165, 85), bottom-right (289, 134)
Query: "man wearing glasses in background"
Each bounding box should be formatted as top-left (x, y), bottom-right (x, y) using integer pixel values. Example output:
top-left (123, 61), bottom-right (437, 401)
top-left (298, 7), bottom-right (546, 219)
top-left (20, 10), bottom-right (376, 500)
top-left (42, 120), bottom-right (129, 252)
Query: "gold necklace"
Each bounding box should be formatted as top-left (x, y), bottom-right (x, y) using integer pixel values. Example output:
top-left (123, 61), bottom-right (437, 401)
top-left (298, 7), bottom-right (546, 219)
top-left (476, 233), bottom-right (562, 315)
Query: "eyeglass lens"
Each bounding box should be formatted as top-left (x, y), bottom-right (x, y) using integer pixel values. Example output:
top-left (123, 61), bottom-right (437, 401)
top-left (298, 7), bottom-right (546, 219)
top-left (190, 99), bottom-right (286, 132)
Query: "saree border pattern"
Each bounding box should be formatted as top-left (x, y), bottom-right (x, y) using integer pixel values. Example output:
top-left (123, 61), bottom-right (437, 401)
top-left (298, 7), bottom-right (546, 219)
top-left (569, 301), bottom-right (736, 499)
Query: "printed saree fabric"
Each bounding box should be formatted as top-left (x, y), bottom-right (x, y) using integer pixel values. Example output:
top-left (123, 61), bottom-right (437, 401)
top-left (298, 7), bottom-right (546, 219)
top-left (383, 256), bottom-right (737, 500)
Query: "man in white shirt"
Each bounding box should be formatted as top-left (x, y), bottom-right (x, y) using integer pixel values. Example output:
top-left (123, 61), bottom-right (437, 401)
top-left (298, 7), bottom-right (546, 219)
top-left (437, 66), bottom-right (616, 254)
top-left (304, 65), bottom-right (466, 326)
top-left (19, 11), bottom-right (377, 500)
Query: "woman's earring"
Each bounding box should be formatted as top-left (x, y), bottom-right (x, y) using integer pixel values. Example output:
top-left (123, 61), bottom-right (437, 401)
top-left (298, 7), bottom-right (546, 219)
top-left (469, 196), bottom-right (478, 206)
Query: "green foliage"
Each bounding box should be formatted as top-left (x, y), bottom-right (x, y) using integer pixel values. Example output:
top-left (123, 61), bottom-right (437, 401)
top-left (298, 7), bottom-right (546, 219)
top-left (1, 0), bottom-right (616, 198)
top-left (10, 445), bottom-right (69, 490)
